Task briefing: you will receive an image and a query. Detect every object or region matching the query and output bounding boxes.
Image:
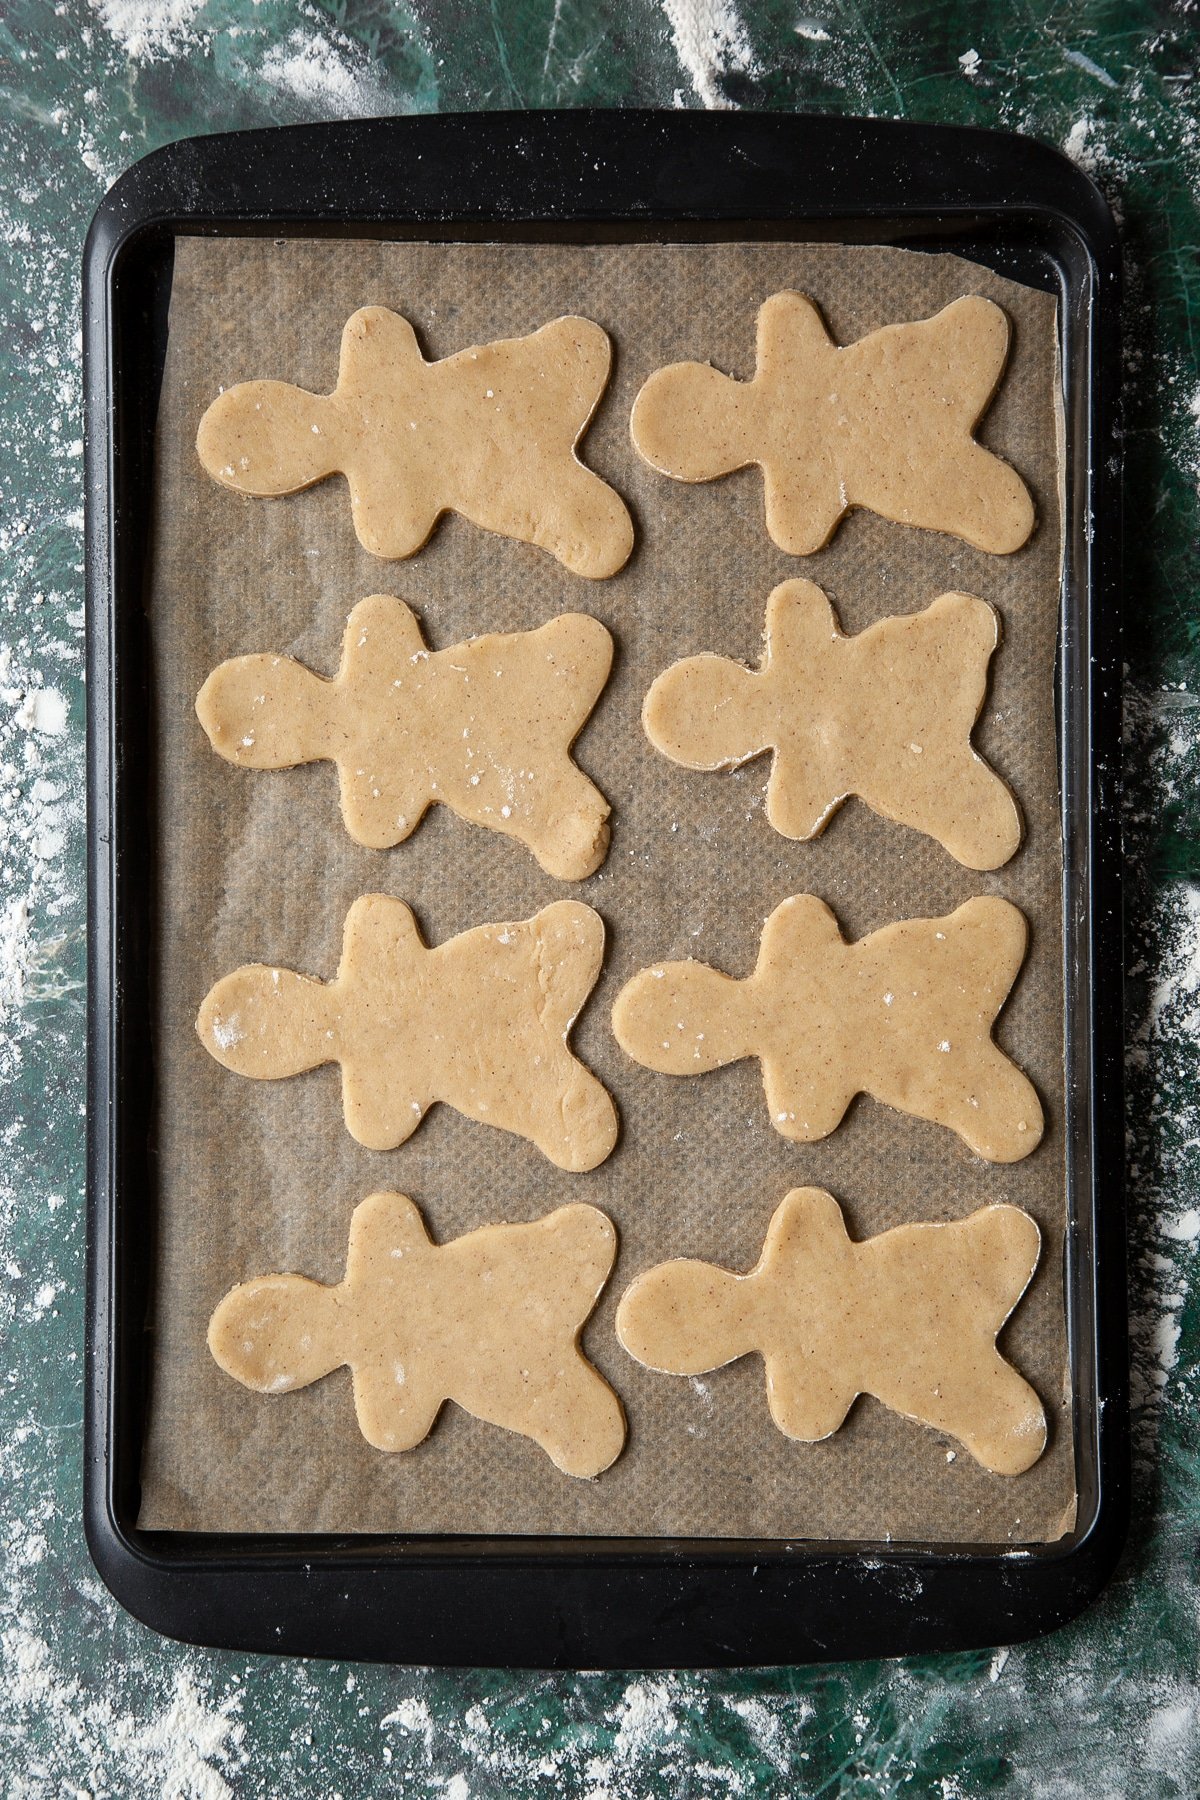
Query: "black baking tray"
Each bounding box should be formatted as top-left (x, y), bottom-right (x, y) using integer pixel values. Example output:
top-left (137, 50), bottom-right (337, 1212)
top-left (83, 110), bottom-right (1125, 1667)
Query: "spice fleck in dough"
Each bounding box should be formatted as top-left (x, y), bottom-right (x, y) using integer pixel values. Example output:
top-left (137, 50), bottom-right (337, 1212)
top-left (210, 1191), bottom-right (626, 1478)
top-left (197, 896), bottom-right (617, 1171)
top-left (197, 595), bottom-right (614, 880)
top-left (612, 894), bottom-right (1042, 1163)
top-left (196, 305), bottom-right (634, 578)
top-left (630, 292), bottom-right (1035, 555)
top-left (643, 579), bottom-right (1020, 870)
top-left (616, 1187), bottom-right (1045, 1476)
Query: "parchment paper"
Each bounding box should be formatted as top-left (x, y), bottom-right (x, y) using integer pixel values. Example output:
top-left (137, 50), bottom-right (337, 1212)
top-left (138, 237), bottom-right (1073, 1541)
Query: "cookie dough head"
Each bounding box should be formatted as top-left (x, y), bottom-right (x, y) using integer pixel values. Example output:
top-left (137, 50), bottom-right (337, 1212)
top-left (196, 651), bottom-right (331, 771)
top-left (197, 965), bottom-right (336, 1082)
top-left (611, 958), bottom-right (753, 1076)
top-left (616, 1257), bottom-right (754, 1375)
top-left (630, 359), bottom-right (756, 484)
top-left (642, 651), bottom-right (767, 773)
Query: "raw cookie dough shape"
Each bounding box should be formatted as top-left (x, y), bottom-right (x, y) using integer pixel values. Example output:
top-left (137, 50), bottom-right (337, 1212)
top-left (642, 580), bottom-right (1021, 871)
top-left (197, 595), bottom-right (614, 881)
top-left (630, 292), bottom-right (1035, 555)
top-left (612, 895), bottom-right (1042, 1163)
top-left (210, 1191), bottom-right (626, 1478)
top-left (196, 305), bottom-right (635, 578)
top-left (616, 1187), bottom-right (1046, 1476)
top-left (197, 896), bottom-right (618, 1171)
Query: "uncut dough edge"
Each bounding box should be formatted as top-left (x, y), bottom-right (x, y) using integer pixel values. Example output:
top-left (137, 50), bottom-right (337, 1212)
top-left (139, 236), bottom-right (1073, 1541)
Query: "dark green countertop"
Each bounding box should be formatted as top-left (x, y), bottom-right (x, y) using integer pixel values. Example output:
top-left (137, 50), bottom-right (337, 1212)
top-left (1, 1), bottom-right (1196, 1793)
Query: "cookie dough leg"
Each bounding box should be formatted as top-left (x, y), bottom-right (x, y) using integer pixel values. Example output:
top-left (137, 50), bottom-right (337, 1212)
top-left (759, 1053), bottom-right (858, 1142)
top-left (903, 744), bottom-right (1022, 872)
top-left (764, 751), bottom-right (850, 842)
top-left (520, 1058), bottom-right (618, 1173)
top-left (895, 439), bottom-right (1035, 556)
top-left (515, 765), bottom-right (611, 882)
top-left (936, 900), bottom-right (1044, 1161)
top-left (530, 459), bottom-right (636, 581)
top-left (933, 1350), bottom-right (1047, 1476)
top-left (516, 904), bottom-right (617, 1171)
top-left (524, 1364), bottom-right (627, 1478)
top-left (345, 473), bottom-right (444, 560)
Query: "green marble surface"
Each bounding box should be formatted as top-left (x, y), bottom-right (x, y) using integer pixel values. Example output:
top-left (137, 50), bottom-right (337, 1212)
top-left (1, 1), bottom-right (1197, 1793)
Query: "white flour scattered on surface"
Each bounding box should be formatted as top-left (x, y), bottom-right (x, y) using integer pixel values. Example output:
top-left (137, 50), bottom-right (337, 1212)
top-left (2, 1626), bottom-right (247, 1800)
top-left (88, 0), bottom-right (205, 62)
top-left (259, 27), bottom-right (392, 118)
top-left (1125, 742), bottom-right (1200, 1444)
top-left (660, 0), bottom-right (757, 109)
top-left (16, 687), bottom-right (67, 736)
top-left (380, 1695), bottom-right (436, 1756)
top-left (1062, 115), bottom-right (1100, 172)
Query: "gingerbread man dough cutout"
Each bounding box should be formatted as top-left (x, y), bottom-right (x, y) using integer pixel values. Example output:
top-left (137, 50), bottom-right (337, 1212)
top-left (642, 581), bottom-right (1021, 871)
top-left (210, 1192), bottom-right (626, 1478)
top-left (198, 896), bottom-right (617, 1171)
top-left (616, 1188), bottom-right (1046, 1476)
top-left (612, 895), bottom-right (1042, 1162)
top-left (197, 306), bottom-right (635, 578)
top-left (630, 292), bottom-right (1035, 555)
top-left (197, 596), bottom-right (614, 881)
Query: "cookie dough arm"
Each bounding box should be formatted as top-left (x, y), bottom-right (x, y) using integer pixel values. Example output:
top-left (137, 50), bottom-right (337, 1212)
top-left (351, 1364), bottom-right (445, 1453)
top-left (762, 1351), bottom-right (858, 1443)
